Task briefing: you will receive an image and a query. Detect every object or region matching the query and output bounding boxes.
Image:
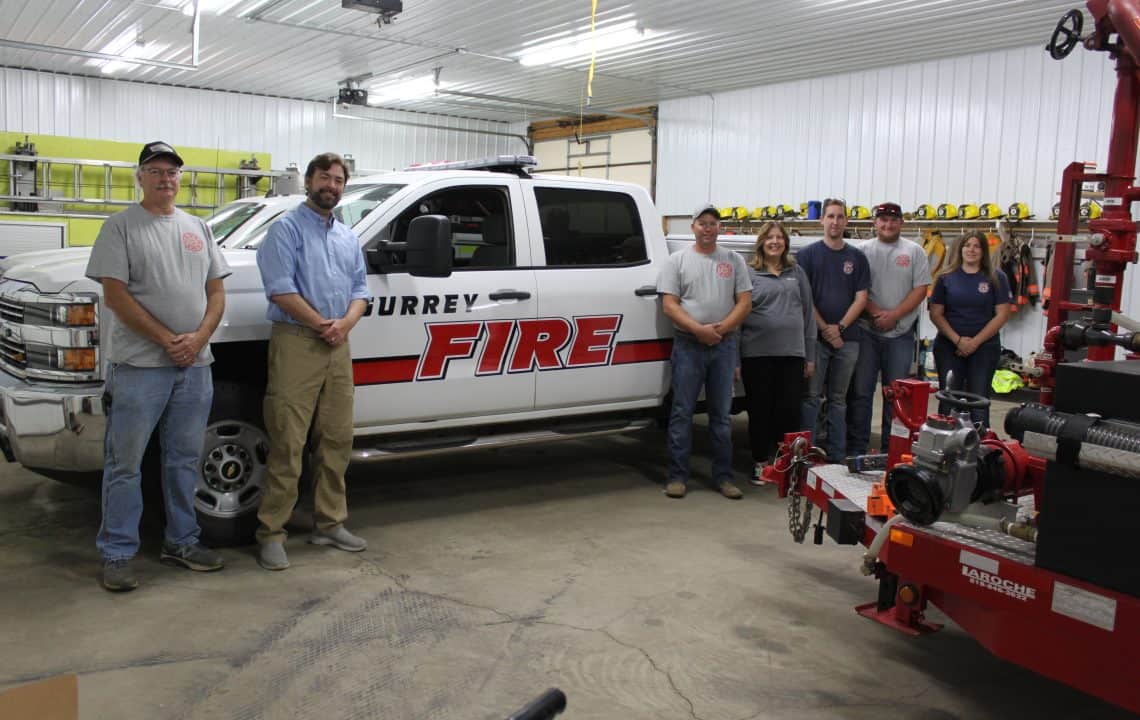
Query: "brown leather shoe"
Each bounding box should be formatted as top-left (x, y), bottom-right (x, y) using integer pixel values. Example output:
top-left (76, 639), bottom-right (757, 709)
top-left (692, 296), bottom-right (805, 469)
top-left (664, 481), bottom-right (687, 498)
top-left (719, 482), bottom-right (744, 500)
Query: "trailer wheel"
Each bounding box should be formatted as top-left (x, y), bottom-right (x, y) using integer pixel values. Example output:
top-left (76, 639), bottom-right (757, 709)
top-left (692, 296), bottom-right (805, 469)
top-left (194, 382), bottom-right (269, 546)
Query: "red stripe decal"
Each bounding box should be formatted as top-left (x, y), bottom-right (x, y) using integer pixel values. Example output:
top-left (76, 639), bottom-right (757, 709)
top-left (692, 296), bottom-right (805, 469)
top-left (612, 339), bottom-right (673, 364)
top-left (354, 338), bottom-right (672, 386)
top-left (353, 356), bottom-right (419, 385)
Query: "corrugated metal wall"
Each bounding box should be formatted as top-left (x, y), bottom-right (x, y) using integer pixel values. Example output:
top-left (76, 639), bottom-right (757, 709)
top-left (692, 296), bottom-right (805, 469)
top-left (657, 45), bottom-right (1116, 217)
top-left (0, 67), bottom-right (527, 170)
top-left (658, 44), bottom-right (1137, 362)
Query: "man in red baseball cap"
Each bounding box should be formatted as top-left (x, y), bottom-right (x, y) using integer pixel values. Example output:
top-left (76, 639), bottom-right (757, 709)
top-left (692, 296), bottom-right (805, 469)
top-left (847, 201), bottom-right (931, 454)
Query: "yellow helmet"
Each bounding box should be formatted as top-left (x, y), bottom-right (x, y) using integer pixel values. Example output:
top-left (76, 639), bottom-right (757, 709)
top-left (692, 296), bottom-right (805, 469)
top-left (1080, 200), bottom-right (1103, 220)
top-left (936, 203), bottom-right (959, 219)
top-left (777, 203), bottom-right (798, 217)
top-left (958, 203), bottom-right (981, 220)
top-left (849, 205), bottom-right (871, 219)
top-left (750, 207), bottom-right (766, 220)
top-left (719, 207), bottom-right (734, 220)
top-left (915, 204), bottom-right (937, 219)
top-left (762, 205), bottom-right (779, 219)
top-left (799, 202), bottom-right (809, 216)
top-left (733, 206), bottom-right (751, 220)
top-left (979, 202), bottom-right (1004, 219)
top-left (1008, 202), bottom-right (1031, 220)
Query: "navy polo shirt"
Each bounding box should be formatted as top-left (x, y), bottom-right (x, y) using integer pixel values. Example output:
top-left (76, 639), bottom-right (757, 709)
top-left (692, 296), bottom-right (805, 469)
top-left (795, 240), bottom-right (871, 341)
top-left (930, 268), bottom-right (1013, 337)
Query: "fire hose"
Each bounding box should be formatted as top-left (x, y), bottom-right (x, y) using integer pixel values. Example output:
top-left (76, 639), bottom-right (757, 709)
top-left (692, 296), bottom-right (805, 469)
top-left (1005, 403), bottom-right (1140, 480)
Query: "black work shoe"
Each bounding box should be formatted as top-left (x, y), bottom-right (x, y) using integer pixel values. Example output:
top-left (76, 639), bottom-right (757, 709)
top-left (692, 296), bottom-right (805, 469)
top-left (160, 542), bottom-right (225, 572)
top-left (102, 559), bottom-right (139, 592)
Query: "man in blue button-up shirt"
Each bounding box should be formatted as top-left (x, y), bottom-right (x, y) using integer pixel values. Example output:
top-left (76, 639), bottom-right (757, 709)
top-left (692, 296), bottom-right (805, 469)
top-left (254, 152), bottom-right (371, 571)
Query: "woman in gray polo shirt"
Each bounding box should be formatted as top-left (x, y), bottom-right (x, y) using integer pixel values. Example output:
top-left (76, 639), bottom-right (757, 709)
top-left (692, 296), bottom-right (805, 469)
top-left (740, 221), bottom-right (816, 483)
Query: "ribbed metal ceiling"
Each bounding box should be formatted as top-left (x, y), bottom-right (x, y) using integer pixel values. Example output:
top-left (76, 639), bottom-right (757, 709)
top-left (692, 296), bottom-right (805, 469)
top-left (0, 0), bottom-right (1082, 122)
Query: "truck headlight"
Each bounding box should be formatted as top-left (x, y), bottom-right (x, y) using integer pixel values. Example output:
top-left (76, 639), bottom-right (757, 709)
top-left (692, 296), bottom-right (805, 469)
top-left (22, 301), bottom-right (98, 327)
top-left (58, 348), bottom-right (97, 371)
top-left (54, 303), bottom-right (97, 327)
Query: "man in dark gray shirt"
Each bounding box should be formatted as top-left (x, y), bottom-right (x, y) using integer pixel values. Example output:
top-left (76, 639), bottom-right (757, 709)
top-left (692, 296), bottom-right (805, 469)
top-left (85, 141), bottom-right (231, 592)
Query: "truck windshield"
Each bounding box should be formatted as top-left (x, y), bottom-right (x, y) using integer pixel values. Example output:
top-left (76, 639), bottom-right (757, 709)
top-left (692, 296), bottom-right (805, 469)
top-left (205, 202), bottom-right (263, 244)
top-left (334, 183), bottom-right (405, 226)
top-left (233, 183), bottom-right (404, 250)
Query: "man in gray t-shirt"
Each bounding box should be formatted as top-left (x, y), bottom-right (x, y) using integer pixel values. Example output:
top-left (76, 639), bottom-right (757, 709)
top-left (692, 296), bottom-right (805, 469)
top-left (85, 141), bottom-right (231, 592)
top-left (847, 202), bottom-right (931, 454)
top-left (656, 204), bottom-right (752, 500)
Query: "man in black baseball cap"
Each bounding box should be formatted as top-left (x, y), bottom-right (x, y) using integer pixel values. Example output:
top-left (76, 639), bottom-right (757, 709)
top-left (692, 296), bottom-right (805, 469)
top-left (138, 141), bottom-right (184, 167)
top-left (87, 136), bottom-right (230, 591)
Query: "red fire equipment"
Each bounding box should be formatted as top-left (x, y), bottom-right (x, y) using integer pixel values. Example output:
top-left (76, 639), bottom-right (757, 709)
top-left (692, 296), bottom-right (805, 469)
top-left (764, 4), bottom-right (1140, 713)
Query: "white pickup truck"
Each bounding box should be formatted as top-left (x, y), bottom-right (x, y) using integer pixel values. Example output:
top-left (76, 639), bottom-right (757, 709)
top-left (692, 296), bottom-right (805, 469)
top-left (0, 156), bottom-right (754, 544)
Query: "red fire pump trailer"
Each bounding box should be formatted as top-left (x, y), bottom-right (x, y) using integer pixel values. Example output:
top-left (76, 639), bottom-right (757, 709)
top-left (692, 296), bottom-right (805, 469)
top-left (765, 3), bottom-right (1140, 714)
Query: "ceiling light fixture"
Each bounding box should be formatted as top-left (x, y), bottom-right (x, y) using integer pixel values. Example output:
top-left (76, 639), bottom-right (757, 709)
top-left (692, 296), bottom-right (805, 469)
top-left (517, 20), bottom-right (655, 67)
top-left (181, 0), bottom-right (244, 16)
top-left (85, 27), bottom-right (169, 74)
top-left (236, 0), bottom-right (283, 18)
top-left (366, 70), bottom-right (445, 105)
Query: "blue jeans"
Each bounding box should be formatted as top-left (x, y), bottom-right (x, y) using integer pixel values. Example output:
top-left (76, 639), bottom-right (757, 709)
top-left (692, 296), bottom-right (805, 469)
top-left (932, 335), bottom-right (1001, 427)
top-left (667, 333), bottom-right (737, 486)
top-left (97, 363), bottom-right (214, 562)
top-left (801, 338), bottom-right (860, 462)
top-left (847, 329), bottom-right (915, 454)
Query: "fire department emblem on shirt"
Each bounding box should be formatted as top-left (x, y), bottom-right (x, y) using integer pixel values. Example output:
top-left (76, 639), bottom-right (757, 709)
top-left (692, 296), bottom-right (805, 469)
top-left (716, 262), bottom-right (733, 278)
top-left (843, 260), bottom-right (854, 274)
top-left (895, 254), bottom-right (911, 268)
top-left (182, 232), bottom-right (204, 252)
top-left (978, 281), bottom-right (991, 293)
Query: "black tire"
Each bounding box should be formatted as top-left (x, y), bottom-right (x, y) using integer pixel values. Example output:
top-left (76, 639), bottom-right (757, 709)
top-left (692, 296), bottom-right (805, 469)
top-left (194, 381), bottom-right (270, 547)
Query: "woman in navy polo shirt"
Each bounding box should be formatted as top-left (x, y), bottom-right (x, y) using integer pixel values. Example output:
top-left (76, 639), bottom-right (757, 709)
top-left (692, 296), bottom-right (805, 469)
top-left (928, 231), bottom-right (1013, 426)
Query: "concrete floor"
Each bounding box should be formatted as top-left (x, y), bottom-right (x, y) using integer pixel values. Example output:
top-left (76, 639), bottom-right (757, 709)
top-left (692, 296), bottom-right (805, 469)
top-left (0, 397), bottom-right (1133, 720)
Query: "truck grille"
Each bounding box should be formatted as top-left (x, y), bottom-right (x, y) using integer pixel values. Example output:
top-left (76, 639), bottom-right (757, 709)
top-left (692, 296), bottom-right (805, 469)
top-left (0, 334), bottom-right (26, 368)
top-left (0, 296), bottom-right (24, 323)
top-left (0, 282), bottom-right (100, 382)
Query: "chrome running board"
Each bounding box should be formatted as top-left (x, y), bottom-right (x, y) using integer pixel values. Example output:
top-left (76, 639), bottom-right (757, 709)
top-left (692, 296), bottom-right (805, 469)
top-left (350, 417), bottom-right (654, 462)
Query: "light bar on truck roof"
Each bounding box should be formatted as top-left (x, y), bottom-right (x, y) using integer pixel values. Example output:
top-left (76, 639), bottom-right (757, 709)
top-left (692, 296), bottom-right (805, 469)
top-left (404, 155), bottom-right (538, 173)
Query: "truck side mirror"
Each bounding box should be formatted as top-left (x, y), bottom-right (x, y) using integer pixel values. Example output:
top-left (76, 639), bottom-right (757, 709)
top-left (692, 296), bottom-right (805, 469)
top-left (405, 215), bottom-right (453, 277)
top-left (367, 214), bottom-right (453, 277)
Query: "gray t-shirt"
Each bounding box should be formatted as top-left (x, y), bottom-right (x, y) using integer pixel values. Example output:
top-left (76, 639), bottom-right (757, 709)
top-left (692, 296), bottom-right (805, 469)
top-left (856, 236), bottom-right (931, 339)
top-left (86, 204), bottom-right (231, 367)
top-left (657, 245), bottom-right (752, 337)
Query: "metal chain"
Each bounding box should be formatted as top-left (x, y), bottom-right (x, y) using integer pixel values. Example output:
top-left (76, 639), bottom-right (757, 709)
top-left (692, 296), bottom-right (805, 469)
top-left (784, 437), bottom-right (827, 543)
top-left (787, 457), bottom-right (813, 543)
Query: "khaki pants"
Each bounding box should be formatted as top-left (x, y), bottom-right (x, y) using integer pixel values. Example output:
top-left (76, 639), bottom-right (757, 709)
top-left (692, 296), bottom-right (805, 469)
top-left (256, 323), bottom-right (354, 544)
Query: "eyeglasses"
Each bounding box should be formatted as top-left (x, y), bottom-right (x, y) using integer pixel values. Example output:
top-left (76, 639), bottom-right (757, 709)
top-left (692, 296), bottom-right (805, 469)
top-left (143, 168), bottom-right (182, 179)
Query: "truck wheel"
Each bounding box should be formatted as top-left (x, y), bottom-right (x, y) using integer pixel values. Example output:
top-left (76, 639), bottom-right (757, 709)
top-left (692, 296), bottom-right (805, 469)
top-left (194, 382), bottom-right (269, 546)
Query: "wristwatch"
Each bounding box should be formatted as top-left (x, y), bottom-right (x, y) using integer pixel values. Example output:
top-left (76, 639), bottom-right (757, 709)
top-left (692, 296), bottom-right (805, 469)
top-left (837, 322), bottom-right (847, 332)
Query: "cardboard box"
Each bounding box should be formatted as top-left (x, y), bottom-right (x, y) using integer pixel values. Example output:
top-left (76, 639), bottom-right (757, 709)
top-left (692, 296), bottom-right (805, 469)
top-left (0, 674), bottom-right (78, 720)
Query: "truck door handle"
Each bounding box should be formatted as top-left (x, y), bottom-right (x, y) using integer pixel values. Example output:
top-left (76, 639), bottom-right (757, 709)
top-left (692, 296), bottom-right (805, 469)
top-left (635, 286), bottom-right (659, 297)
top-left (489, 289), bottom-right (531, 301)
